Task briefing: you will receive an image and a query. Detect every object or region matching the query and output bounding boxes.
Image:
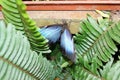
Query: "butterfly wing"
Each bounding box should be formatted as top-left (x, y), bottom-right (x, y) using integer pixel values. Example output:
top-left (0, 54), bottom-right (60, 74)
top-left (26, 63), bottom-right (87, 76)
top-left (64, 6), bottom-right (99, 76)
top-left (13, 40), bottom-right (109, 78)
top-left (39, 25), bottom-right (63, 43)
top-left (60, 29), bottom-right (76, 62)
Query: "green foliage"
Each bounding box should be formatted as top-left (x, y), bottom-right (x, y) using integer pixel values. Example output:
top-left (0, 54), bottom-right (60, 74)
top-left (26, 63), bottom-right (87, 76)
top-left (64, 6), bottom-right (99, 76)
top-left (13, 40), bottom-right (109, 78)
top-left (0, 21), bottom-right (55, 80)
top-left (0, 0), bottom-right (1, 5)
top-left (1, 0), bottom-right (50, 53)
top-left (71, 58), bottom-right (120, 80)
top-left (50, 44), bottom-right (73, 80)
top-left (73, 15), bottom-right (120, 80)
top-left (74, 15), bottom-right (119, 67)
top-left (100, 59), bottom-right (120, 80)
top-left (71, 65), bottom-right (102, 80)
top-left (1, 0), bottom-right (120, 79)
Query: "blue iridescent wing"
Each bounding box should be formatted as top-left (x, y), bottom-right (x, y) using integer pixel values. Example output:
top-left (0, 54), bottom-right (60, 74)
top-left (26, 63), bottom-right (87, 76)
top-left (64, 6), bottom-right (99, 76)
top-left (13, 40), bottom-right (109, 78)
top-left (39, 25), bottom-right (63, 43)
top-left (60, 29), bottom-right (76, 62)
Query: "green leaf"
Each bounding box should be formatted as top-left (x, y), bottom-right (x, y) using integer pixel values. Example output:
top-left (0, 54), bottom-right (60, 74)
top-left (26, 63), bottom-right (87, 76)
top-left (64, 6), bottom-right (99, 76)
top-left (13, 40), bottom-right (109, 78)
top-left (1, 0), bottom-right (50, 53)
top-left (72, 58), bottom-right (120, 80)
top-left (74, 15), bottom-right (119, 73)
top-left (71, 65), bottom-right (102, 80)
top-left (108, 22), bottom-right (120, 44)
top-left (0, 0), bottom-right (1, 5)
top-left (0, 21), bottom-right (55, 80)
top-left (100, 59), bottom-right (120, 80)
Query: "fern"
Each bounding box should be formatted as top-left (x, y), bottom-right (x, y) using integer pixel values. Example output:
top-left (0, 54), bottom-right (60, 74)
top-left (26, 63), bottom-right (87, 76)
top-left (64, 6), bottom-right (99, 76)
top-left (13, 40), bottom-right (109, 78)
top-left (1, 0), bottom-right (50, 53)
top-left (71, 65), bottom-right (102, 80)
top-left (1, 0), bottom-right (120, 79)
top-left (74, 15), bottom-right (120, 67)
top-left (100, 59), bottom-right (120, 80)
top-left (50, 44), bottom-right (73, 80)
top-left (73, 15), bottom-right (120, 79)
top-left (71, 58), bottom-right (120, 80)
top-left (0, 21), bottom-right (55, 80)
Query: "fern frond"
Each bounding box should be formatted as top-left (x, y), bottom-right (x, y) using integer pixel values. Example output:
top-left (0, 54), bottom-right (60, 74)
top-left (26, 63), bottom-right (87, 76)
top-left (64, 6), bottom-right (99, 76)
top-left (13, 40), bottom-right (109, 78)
top-left (75, 15), bottom-right (120, 67)
top-left (50, 44), bottom-right (73, 79)
top-left (100, 59), bottom-right (120, 80)
top-left (108, 22), bottom-right (120, 44)
top-left (1, 0), bottom-right (50, 53)
top-left (0, 21), bottom-right (55, 80)
top-left (71, 65), bottom-right (102, 80)
top-left (72, 58), bottom-right (120, 80)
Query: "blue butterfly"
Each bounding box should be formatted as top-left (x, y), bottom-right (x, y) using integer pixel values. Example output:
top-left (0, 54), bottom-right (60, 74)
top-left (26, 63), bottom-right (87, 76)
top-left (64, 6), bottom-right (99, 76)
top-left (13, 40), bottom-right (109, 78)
top-left (39, 24), bottom-right (63, 43)
top-left (39, 24), bottom-right (76, 62)
top-left (60, 28), bottom-right (75, 62)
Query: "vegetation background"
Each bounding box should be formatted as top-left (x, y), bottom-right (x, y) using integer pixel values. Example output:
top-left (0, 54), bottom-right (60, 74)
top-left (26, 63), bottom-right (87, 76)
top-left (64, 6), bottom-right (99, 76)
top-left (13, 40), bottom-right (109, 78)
top-left (0, 0), bottom-right (120, 80)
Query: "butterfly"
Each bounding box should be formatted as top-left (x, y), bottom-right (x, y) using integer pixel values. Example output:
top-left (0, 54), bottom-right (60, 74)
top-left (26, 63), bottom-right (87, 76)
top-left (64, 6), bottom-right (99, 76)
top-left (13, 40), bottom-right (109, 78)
top-left (38, 23), bottom-right (76, 62)
top-left (39, 24), bottom-right (63, 43)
